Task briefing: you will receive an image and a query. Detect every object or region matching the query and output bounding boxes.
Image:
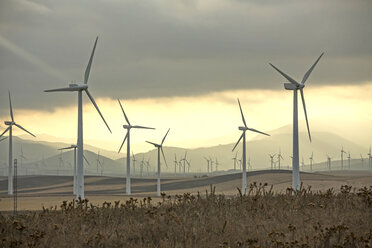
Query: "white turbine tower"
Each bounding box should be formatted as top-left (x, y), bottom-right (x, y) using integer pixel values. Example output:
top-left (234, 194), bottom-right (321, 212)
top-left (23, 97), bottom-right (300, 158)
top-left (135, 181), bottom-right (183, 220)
top-left (45, 37), bottom-right (111, 199)
top-left (309, 152), bottom-right (314, 171)
top-left (341, 146), bottom-right (347, 170)
top-left (117, 99), bottom-right (154, 195)
top-left (277, 149), bottom-right (284, 170)
top-left (268, 153), bottom-right (276, 169)
top-left (232, 151), bottom-right (238, 171)
top-left (232, 98), bottom-right (269, 195)
top-left (58, 145), bottom-right (90, 195)
top-left (0, 92), bottom-right (35, 194)
top-left (269, 53), bottom-right (324, 190)
top-left (204, 157), bottom-right (210, 173)
top-left (146, 129), bottom-right (170, 196)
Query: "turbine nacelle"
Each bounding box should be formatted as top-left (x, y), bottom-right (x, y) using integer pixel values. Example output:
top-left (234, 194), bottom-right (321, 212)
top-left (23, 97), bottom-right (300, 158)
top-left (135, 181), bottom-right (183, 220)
top-left (69, 83), bottom-right (88, 90)
top-left (238, 126), bottom-right (247, 131)
top-left (123, 125), bottom-right (131, 129)
top-left (4, 121), bottom-right (13, 126)
top-left (284, 83), bottom-right (304, 90)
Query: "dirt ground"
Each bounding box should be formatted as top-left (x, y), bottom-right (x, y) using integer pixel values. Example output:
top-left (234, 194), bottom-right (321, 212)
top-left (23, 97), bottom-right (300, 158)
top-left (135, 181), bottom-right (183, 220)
top-left (1, 170), bottom-right (371, 211)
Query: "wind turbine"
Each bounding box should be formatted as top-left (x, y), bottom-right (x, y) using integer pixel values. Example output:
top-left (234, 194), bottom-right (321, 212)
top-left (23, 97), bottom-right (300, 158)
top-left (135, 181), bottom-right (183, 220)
top-left (174, 154), bottom-right (178, 175)
top-left (209, 156), bottom-right (214, 173)
top-left (277, 149), bottom-right (284, 170)
top-left (132, 152), bottom-right (137, 176)
top-left (44, 37), bottom-right (111, 199)
top-left (232, 98), bottom-right (269, 195)
top-left (326, 154), bottom-right (332, 170)
top-left (347, 152), bottom-right (351, 169)
top-left (19, 145), bottom-right (27, 175)
top-left (232, 151), bottom-right (238, 170)
top-left (58, 145), bottom-right (90, 194)
top-left (247, 157), bottom-right (252, 171)
top-left (340, 146), bottom-right (347, 170)
top-left (309, 152), bottom-right (314, 171)
top-left (145, 157), bottom-right (151, 176)
top-left (117, 99), bottom-right (154, 195)
top-left (368, 148), bottom-right (371, 169)
top-left (58, 150), bottom-right (65, 175)
top-left (96, 151), bottom-right (103, 176)
top-left (214, 158), bottom-right (218, 172)
top-left (146, 128), bottom-right (170, 196)
top-left (301, 156), bottom-right (305, 171)
top-left (182, 151), bottom-right (188, 176)
top-left (360, 154), bottom-right (365, 167)
top-left (186, 159), bottom-right (191, 173)
top-left (0, 92), bottom-right (35, 194)
top-left (268, 153), bottom-right (276, 170)
top-left (204, 157), bottom-right (210, 173)
top-left (269, 53), bottom-right (324, 190)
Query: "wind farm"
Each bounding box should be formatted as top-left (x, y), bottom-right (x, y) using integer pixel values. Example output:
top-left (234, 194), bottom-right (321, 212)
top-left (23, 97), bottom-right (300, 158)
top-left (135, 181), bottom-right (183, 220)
top-left (0, 1), bottom-right (372, 246)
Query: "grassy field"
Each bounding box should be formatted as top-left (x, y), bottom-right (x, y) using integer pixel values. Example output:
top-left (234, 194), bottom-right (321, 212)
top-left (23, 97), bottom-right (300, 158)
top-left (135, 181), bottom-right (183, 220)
top-left (1, 183), bottom-right (372, 247)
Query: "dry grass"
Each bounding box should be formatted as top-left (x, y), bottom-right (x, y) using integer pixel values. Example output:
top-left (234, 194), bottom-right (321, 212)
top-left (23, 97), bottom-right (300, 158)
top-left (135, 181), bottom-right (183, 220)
top-left (1, 183), bottom-right (372, 248)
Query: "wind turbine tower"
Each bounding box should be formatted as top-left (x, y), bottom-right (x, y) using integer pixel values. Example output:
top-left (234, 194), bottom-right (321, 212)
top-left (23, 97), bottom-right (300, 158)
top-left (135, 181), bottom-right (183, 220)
top-left (309, 152), bottom-right (314, 171)
top-left (268, 154), bottom-right (276, 169)
top-left (132, 152), bottom-right (136, 176)
top-left (204, 157), bottom-right (210, 173)
top-left (44, 37), bottom-right (111, 199)
top-left (232, 152), bottom-right (238, 170)
top-left (174, 154), bottom-right (178, 175)
top-left (368, 148), bottom-right (371, 169)
top-left (277, 149), bottom-right (284, 170)
top-left (347, 152), bottom-right (351, 169)
top-left (0, 92), bottom-right (35, 194)
top-left (341, 146), bottom-right (347, 169)
top-left (269, 53), bottom-right (324, 190)
top-left (117, 99), bottom-right (154, 195)
top-left (232, 98), bottom-right (269, 195)
top-left (146, 129), bottom-right (170, 196)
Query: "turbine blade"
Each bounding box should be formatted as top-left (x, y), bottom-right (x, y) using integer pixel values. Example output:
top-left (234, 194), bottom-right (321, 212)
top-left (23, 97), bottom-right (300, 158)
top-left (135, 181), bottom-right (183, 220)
top-left (161, 147), bottom-right (168, 168)
top-left (300, 89), bottom-right (311, 142)
top-left (132, 125), bottom-right (155, 130)
top-left (146, 141), bottom-right (159, 147)
top-left (301, 52), bottom-right (324, 85)
top-left (269, 63), bottom-right (299, 85)
top-left (161, 128), bottom-right (170, 145)
top-left (44, 87), bottom-right (77, 92)
top-left (85, 89), bottom-right (111, 133)
top-left (83, 154), bottom-right (90, 166)
top-left (232, 132), bottom-right (244, 152)
top-left (118, 132), bottom-right (128, 153)
top-left (237, 98), bottom-right (247, 127)
top-left (247, 128), bottom-right (270, 136)
top-left (58, 146), bottom-right (74, 150)
top-left (14, 123), bottom-right (35, 137)
top-left (84, 36), bottom-right (98, 84)
top-left (117, 99), bottom-right (131, 125)
top-left (8, 91), bottom-right (14, 122)
top-left (0, 127), bottom-right (10, 138)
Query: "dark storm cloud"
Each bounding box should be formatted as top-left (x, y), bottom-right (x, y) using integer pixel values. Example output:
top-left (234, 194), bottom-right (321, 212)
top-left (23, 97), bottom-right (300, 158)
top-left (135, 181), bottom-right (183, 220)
top-left (0, 0), bottom-right (371, 115)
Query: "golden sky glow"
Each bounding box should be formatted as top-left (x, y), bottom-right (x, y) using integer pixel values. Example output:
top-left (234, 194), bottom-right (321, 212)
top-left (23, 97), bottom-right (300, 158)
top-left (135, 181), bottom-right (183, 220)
top-left (4, 82), bottom-right (372, 155)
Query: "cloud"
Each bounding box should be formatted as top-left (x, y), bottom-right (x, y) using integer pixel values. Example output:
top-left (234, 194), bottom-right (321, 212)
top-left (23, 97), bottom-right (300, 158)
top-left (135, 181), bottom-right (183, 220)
top-left (0, 0), bottom-right (371, 114)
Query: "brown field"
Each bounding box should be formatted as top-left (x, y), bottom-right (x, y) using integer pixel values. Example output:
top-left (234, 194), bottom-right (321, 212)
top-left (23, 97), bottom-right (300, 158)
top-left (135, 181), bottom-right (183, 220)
top-left (0, 170), bottom-right (371, 247)
top-left (0, 170), bottom-right (371, 211)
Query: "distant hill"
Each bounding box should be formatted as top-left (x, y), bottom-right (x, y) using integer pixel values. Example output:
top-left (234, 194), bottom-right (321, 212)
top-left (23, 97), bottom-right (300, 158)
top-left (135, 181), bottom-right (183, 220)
top-left (0, 126), bottom-right (370, 176)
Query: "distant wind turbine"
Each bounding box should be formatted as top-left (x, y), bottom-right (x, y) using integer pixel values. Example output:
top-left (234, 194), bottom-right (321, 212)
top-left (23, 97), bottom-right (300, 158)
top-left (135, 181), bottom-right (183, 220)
top-left (58, 145), bottom-right (90, 195)
top-left (204, 157), bottom-right (210, 173)
top-left (277, 149), bottom-right (284, 170)
top-left (326, 154), bottom-right (332, 170)
top-left (44, 37), bottom-right (111, 199)
top-left (360, 154), bottom-right (365, 167)
top-left (268, 153), bottom-right (276, 170)
top-left (232, 98), bottom-right (269, 195)
top-left (232, 151), bottom-right (238, 171)
top-left (174, 154), bottom-right (178, 175)
top-left (309, 152), bottom-right (314, 171)
top-left (19, 145), bottom-right (27, 175)
top-left (368, 148), bottom-right (371, 169)
top-left (0, 92), bottom-right (35, 194)
top-left (214, 158), bottom-right (219, 172)
top-left (96, 151), bottom-right (103, 176)
top-left (117, 99), bottom-right (154, 195)
top-left (146, 129), bottom-right (170, 196)
top-left (269, 52), bottom-right (324, 190)
top-left (341, 146), bottom-right (347, 170)
top-left (132, 152), bottom-right (137, 176)
top-left (347, 152), bottom-right (351, 169)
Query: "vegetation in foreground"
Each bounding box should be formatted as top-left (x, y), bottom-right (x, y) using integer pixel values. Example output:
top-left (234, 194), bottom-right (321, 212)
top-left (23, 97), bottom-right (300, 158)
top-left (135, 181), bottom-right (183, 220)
top-left (1, 183), bottom-right (372, 248)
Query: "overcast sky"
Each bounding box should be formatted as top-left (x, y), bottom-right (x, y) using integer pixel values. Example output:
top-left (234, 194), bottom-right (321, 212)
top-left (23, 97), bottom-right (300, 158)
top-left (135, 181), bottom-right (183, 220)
top-left (0, 0), bottom-right (372, 153)
top-left (0, 0), bottom-right (371, 114)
